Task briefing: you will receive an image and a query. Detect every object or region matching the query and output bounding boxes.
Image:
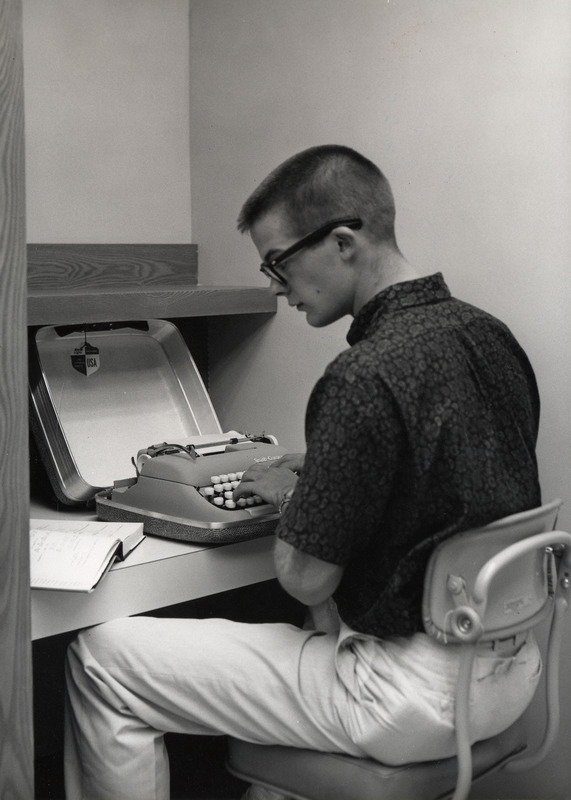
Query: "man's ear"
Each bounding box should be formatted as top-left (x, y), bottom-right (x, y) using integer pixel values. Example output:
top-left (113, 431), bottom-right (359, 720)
top-left (333, 227), bottom-right (358, 261)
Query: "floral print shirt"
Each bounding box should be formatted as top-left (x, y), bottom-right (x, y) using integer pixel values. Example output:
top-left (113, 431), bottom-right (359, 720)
top-left (277, 273), bottom-right (541, 638)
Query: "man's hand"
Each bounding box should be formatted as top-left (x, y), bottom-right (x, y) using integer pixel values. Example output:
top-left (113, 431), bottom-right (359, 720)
top-left (232, 459), bottom-right (300, 508)
top-left (271, 452), bottom-right (305, 474)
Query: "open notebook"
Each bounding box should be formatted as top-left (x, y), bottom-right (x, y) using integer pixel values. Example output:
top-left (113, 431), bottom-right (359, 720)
top-left (30, 519), bottom-right (145, 592)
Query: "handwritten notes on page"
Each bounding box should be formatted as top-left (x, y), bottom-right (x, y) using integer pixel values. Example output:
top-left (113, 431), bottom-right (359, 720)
top-left (30, 519), bottom-right (145, 592)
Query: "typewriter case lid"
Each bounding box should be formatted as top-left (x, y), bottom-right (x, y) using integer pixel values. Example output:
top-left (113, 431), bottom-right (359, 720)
top-left (29, 320), bottom-right (222, 505)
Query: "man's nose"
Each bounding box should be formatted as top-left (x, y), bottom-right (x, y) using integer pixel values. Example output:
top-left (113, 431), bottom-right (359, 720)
top-left (269, 276), bottom-right (287, 296)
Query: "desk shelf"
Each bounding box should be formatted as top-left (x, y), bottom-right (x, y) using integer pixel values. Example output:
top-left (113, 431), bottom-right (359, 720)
top-left (28, 284), bottom-right (276, 326)
top-left (27, 243), bottom-right (276, 325)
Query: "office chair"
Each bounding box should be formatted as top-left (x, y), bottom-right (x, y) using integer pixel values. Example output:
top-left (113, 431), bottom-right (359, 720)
top-left (227, 499), bottom-right (570, 800)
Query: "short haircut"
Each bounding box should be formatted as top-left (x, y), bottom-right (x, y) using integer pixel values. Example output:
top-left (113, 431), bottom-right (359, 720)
top-left (237, 144), bottom-right (397, 245)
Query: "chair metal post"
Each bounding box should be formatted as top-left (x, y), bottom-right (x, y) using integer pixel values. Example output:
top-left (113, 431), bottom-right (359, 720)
top-left (450, 643), bottom-right (477, 800)
top-left (504, 590), bottom-right (569, 772)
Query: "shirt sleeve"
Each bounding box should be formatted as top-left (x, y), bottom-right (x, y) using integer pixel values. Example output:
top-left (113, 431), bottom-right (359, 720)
top-left (277, 356), bottom-right (405, 565)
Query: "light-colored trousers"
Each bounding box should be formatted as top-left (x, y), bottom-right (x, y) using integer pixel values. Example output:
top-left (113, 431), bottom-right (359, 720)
top-left (64, 614), bottom-right (541, 800)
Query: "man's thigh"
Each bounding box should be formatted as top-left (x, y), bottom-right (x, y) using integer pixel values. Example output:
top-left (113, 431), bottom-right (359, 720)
top-left (70, 615), bottom-right (360, 753)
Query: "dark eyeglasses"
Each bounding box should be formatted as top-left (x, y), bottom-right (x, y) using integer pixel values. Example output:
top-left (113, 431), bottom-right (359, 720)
top-left (259, 217), bottom-right (363, 286)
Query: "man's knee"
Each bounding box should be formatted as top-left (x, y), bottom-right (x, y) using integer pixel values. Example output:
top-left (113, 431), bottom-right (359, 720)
top-left (68, 617), bottom-right (137, 670)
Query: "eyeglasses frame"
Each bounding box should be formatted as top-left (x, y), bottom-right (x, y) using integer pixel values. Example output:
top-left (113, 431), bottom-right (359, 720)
top-left (259, 217), bottom-right (363, 286)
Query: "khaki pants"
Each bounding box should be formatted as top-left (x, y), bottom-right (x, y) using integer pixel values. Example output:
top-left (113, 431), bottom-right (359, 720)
top-left (64, 616), bottom-right (541, 800)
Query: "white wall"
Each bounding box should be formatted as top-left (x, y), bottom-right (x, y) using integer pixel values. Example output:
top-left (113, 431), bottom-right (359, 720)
top-left (189, 2), bottom-right (571, 796)
top-left (23, 0), bottom-right (191, 243)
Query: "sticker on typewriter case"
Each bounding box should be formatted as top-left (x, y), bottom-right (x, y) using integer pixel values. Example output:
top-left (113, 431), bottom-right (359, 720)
top-left (71, 341), bottom-right (100, 376)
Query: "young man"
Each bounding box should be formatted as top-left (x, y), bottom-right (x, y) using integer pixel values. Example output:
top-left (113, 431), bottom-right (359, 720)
top-left (65, 146), bottom-right (542, 800)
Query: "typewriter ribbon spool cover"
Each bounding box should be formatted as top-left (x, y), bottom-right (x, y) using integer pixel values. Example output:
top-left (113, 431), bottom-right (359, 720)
top-left (29, 320), bottom-right (285, 544)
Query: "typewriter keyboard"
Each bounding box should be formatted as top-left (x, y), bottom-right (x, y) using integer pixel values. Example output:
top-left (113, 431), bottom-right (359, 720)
top-left (199, 472), bottom-right (266, 511)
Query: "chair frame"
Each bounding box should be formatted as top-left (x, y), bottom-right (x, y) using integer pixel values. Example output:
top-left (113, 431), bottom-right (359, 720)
top-left (227, 500), bottom-right (570, 800)
top-left (422, 499), bottom-right (569, 800)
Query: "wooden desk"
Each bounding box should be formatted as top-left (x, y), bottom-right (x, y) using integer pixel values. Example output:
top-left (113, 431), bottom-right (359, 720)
top-left (30, 500), bottom-right (276, 640)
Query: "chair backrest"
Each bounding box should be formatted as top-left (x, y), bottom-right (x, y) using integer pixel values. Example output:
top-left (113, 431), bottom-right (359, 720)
top-left (422, 499), bottom-right (565, 644)
top-left (421, 499), bottom-right (571, 800)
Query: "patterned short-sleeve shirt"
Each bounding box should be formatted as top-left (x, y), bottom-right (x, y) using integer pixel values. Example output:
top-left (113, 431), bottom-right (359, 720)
top-left (277, 273), bottom-right (541, 639)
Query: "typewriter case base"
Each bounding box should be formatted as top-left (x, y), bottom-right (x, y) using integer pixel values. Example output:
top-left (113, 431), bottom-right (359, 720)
top-left (29, 320), bottom-right (282, 544)
top-left (96, 477), bottom-right (281, 545)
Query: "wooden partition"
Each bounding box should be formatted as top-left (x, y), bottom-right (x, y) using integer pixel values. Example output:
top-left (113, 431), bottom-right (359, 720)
top-left (0, 0), bottom-right (34, 795)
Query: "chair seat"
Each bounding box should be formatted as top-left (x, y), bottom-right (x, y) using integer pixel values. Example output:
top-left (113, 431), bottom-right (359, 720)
top-left (226, 722), bottom-right (527, 800)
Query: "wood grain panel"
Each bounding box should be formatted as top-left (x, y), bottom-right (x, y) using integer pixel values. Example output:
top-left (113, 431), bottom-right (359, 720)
top-left (0, 0), bottom-right (34, 796)
top-left (28, 243), bottom-right (198, 290)
top-left (28, 284), bottom-right (277, 326)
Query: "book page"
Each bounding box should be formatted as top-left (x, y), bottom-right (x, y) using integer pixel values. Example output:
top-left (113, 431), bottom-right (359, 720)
top-left (30, 528), bottom-right (119, 592)
top-left (30, 519), bottom-right (144, 558)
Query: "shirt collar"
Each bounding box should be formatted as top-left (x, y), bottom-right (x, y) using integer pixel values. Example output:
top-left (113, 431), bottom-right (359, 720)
top-left (347, 273), bottom-right (451, 346)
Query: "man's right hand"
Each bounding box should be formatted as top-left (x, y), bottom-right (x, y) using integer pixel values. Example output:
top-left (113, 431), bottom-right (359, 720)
top-left (271, 453), bottom-right (305, 474)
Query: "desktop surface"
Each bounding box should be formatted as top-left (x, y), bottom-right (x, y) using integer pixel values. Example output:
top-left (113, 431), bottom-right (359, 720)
top-left (30, 496), bottom-right (276, 639)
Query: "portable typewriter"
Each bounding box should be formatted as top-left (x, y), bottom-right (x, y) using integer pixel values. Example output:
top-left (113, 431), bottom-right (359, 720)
top-left (29, 320), bottom-right (287, 545)
top-left (96, 431), bottom-right (288, 543)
